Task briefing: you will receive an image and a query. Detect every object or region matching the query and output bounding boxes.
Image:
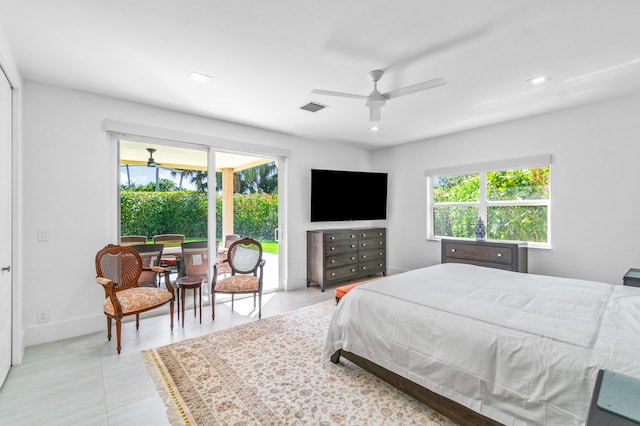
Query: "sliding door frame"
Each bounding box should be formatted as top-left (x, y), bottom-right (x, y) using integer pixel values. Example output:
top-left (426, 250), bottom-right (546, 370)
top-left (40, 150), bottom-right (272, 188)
top-left (105, 121), bottom-right (290, 293)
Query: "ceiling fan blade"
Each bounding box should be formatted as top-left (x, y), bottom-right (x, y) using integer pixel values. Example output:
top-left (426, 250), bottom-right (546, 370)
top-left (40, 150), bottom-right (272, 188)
top-left (383, 77), bottom-right (446, 100)
top-left (369, 105), bottom-right (381, 122)
top-left (311, 89), bottom-right (367, 100)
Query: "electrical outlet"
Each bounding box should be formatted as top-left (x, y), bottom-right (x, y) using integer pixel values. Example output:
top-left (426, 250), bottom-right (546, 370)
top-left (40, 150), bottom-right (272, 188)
top-left (36, 310), bottom-right (49, 324)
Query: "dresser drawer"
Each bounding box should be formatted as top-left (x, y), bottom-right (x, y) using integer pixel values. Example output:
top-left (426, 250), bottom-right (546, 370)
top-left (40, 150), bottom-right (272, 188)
top-left (441, 239), bottom-right (527, 273)
top-left (325, 241), bottom-right (359, 255)
top-left (324, 232), bottom-right (358, 243)
top-left (326, 264), bottom-right (358, 281)
top-left (326, 253), bottom-right (358, 268)
top-left (359, 238), bottom-right (385, 250)
top-left (358, 229), bottom-right (386, 240)
top-left (444, 242), bottom-right (512, 266)
top-left (359, 259), bottom-right (385, 274)
top-left (359, 248), bottom-right (385, 262)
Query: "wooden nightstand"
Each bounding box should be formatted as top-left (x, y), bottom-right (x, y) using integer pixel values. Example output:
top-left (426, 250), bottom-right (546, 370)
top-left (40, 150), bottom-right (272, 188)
top-left (623, 268), bottom-right (640, 287)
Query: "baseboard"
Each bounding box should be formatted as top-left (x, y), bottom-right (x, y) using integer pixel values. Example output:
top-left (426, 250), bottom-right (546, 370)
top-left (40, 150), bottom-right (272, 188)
top-left (23, 314), bottom-right (105, 347)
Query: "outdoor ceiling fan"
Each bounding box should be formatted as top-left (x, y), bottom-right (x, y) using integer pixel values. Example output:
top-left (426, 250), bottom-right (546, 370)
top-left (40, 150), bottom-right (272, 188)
top-left (312, 70), bottom-right (446, 122)
top-left (146, 148), bottom-right (183, 173)
top-left (146, 148), bottom-right (160, 167)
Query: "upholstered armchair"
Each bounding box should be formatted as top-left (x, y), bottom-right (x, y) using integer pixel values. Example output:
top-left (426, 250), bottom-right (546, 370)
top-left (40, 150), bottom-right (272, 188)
top-left (95, 245), bottom-right (175, 353)
top-left (211, 238), bottom-right (265, 320)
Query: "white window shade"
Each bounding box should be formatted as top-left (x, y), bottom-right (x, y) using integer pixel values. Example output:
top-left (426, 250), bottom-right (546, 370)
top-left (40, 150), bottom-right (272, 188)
top-left (425, 154), bottom-right (551, 178)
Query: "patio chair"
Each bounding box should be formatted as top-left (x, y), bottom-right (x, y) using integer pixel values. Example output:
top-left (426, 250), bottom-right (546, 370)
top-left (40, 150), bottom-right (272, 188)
top-left (176, 241), bottom-right (209, 325)
top-left (95, 245), bottom-right (174, 354)
top-left (211, 238), bottom-right (265, 320)
top-left (153, 234), bottom-right (185, 272)
top-left (130, 244), bottom-right (164, 287)
top-left (120, 235), bottom-right (147, 246)
top-left (216, 234), bottom-right (240, 276)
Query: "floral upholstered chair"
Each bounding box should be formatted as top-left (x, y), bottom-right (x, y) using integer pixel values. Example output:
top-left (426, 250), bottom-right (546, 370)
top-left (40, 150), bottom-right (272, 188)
top-left (95, 245), bottom-right (175, 353)
top-left (211, 238), bottom-right (265, 320)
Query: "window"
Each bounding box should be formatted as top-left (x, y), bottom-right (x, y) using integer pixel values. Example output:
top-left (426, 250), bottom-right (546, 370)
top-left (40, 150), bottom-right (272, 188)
top-left (427, 156), bottom-right (550, 247)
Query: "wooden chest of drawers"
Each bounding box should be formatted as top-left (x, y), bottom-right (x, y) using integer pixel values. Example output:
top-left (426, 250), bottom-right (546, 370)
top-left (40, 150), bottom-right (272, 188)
top-left (441, 239), bottom-right (527, 272)
top-left (307, 228), bottom-right (386, 291)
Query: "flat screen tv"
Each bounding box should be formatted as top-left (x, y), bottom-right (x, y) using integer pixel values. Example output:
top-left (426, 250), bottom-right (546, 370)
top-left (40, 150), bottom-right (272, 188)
top-left (311, 169), bottom-right (388, 222)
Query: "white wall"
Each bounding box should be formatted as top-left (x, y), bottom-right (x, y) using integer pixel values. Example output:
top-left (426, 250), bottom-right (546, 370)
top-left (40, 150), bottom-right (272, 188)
top-left (20, 81), bottom-right (373, 348)
top-left (373, 92), bottom-right (640, 285)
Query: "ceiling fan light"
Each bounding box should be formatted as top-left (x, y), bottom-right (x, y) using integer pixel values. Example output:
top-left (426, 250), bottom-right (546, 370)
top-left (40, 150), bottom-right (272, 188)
top-left (370, 126), bottom-right (380, 131)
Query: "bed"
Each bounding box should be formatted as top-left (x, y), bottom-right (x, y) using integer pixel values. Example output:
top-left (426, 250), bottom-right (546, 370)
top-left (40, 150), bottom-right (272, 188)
top-left (322, 263), bottom-right (640, 425)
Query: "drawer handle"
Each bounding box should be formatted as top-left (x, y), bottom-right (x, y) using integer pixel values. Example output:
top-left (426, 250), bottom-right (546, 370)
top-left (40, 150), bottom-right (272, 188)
top-left (330, 236), bottom-right (335, 240)
top-left (497, 253), bottom-right (502, 257)
top-left (362, 266), bottom-right (366, 270)
top-left (351, 268), bottom-right (355, 272)
top-left (379, 252), bottom-right (383, 256)
top-left (331, 272), bottom-right (335, 276)
top-left (362, 233), bottom-right (366, 237)
top-left (331, 247), bottom-right (335, 251)
top-left (378, 232), bottom-right (383, 236)
top-left (351, 244), bottom-right (355, 248)
top-left (362, 243), bottom-right (367, 247)
top-left (351, 234), bottom-right (355, 238)
top-left (379, 263), bottom-right (383, 267)
top-left (378, 241), bottom-right (383, 245)
top-left (331, 259), bottom-right (335, 263)
top-left (362, 255), bottom-right (367, 258)
top-left (351, 256), bottom-right (356, 260)
top-left (451, 248), bottom-right (456, 252)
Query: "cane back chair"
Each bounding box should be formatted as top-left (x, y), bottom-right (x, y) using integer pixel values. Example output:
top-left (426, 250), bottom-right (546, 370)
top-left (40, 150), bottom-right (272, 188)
top-left (211, 238), bottom-right (265, 320)
top-left (95, 245), bottom-right (175, 353)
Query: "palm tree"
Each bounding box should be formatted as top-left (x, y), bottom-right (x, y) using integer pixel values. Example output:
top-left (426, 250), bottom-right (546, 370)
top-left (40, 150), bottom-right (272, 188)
top-left (170, 169), bottom-right (208, 192)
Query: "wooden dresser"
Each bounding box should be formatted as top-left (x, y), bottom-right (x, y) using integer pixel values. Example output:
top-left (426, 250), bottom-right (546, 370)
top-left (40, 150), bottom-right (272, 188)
top-left (307, 228), bottom-right (386, 291)
top-left (441, 239), bottom-right (528, 272)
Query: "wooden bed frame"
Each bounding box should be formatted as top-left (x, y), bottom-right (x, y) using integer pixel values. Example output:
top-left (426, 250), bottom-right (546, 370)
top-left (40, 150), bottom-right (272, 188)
top-left (331, 349), bottom-right (502, 426)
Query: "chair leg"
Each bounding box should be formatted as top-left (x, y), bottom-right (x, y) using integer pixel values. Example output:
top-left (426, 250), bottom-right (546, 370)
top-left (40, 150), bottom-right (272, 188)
top-left (231, 294), bottom-right (235, 311)
top-left (253, 293), bottom-right (256, 308)
top-left (116, 319), bottom-right (122, 354)
top-left (136, 314), bottom-right (140, 330)
top-left (107, 317), bottom-right (112, 341)
top-left (258, 292), bottom-right (262, 319)
top-left (169, 301), bottom-right (174, 331)
top-left (212, 292), bottom-right (216, 320)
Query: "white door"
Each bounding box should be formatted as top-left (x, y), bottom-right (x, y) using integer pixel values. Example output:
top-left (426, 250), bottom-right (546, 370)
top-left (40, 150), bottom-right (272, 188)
top-left (0, 69), bottom-right (12, 387)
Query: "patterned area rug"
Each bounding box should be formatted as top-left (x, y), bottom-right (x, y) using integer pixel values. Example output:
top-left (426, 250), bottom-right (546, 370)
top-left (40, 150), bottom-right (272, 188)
top-left (143, 299), bottom-right (457, 425)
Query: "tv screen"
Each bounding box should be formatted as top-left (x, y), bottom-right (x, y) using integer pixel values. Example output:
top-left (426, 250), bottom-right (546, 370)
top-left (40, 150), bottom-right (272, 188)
top-left (311, 169), bottom-right (388, 222)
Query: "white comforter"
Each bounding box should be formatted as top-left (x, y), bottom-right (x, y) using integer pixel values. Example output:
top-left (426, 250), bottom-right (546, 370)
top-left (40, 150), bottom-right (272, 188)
top-left (322, 263), bottom-right (640, 425)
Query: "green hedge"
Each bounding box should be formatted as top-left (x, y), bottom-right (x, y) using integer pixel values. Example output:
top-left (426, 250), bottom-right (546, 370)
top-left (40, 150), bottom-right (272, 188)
top-left (121, 191), bottom-right (277, 241)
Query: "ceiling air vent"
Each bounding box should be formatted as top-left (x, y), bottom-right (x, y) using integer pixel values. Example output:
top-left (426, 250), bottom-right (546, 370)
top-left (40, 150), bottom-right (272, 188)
top-left (300, 102), bottom-right (327, 113)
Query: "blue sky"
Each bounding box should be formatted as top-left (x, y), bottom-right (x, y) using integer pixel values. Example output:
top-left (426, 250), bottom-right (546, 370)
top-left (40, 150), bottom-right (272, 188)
top-left (120, 165), bottom-right (197, 190)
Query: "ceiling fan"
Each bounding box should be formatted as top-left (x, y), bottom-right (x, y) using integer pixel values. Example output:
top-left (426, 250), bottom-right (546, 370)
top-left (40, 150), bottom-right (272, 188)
top-left (146, 148), bottom-right (160, 167)
top-left (312, 70), bottom-right (446, 122)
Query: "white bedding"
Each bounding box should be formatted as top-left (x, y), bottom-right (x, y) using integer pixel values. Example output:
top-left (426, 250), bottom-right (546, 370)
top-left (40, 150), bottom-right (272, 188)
top-left (322, 263), bottom-right (640, 425)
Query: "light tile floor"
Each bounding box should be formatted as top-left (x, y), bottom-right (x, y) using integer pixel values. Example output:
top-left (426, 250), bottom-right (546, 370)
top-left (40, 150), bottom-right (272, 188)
top-left (0, 287), bottom-right (335, 425)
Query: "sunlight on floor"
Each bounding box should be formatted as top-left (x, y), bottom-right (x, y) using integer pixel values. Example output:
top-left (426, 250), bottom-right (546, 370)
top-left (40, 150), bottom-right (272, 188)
top-left (222, 292), bottom-right (276, 317)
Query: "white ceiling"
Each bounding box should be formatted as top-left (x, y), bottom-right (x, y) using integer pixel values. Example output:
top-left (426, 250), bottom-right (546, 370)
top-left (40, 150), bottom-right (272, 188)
top-left (1, 0), bottom-right (640, 149)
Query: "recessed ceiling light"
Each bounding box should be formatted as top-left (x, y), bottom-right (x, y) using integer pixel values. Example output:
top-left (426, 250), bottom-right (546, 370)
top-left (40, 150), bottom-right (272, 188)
top-left (370, 126), bottom-right (380, 132)
top-left (528, 75), bottom-right (550, 85)
top-left (188, 71), bottom-right (213, 83)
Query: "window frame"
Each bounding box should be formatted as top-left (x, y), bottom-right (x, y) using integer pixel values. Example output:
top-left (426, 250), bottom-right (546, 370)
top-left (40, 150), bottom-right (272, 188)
top-left (426, 155), bottom-right (551, 248)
